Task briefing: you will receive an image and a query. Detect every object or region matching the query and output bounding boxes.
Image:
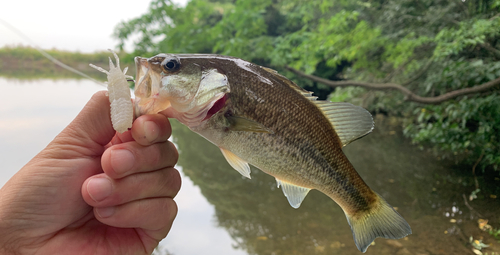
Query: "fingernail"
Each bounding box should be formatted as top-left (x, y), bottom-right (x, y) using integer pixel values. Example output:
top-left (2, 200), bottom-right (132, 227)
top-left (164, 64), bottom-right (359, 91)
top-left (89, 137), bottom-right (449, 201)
top-left (110, 149), bottom-right (134, 174)
top-left (144, 121), bottom-right (159, 143)
top-left (96, 207), bottom-right (115, 218)
top-left (87, 177), bottom-right (113, 202)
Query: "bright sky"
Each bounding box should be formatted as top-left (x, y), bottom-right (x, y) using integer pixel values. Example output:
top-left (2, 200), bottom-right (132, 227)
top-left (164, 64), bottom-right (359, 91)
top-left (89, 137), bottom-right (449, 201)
top-left (0, 0), bottom-right (186, 53)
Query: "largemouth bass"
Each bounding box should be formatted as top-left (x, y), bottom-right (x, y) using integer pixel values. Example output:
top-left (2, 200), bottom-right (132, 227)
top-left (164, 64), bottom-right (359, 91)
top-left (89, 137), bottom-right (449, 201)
top-left (133, 54), bottom-right (411, 252)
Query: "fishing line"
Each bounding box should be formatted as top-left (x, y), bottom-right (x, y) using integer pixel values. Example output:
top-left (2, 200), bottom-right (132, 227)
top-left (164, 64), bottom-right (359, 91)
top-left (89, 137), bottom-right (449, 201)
top-left (0, 18), bottom-right (105, 86)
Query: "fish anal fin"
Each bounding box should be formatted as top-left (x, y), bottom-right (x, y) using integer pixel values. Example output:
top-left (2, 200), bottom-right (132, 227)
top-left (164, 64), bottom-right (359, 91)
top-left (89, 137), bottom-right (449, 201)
top-left (315, 102), bottom-right (374, 147)
top-left (227, 116), bottom-right (272, 133)
top-left (345, 193), bottom-right (412, 253)
top-left (220, 148), bottom-right (251, 179)
top-left (276, 178), bottom-right (311, 209)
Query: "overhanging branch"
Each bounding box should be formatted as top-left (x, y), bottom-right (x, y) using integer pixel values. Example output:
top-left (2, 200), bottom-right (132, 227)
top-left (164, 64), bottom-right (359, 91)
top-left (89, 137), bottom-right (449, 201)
top-left (285, 66), bottom-right (500, 104)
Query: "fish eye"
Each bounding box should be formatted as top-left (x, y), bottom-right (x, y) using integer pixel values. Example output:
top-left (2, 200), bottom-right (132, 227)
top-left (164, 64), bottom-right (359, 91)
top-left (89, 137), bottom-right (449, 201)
top-left (162, 57), bottom-right (181, 72)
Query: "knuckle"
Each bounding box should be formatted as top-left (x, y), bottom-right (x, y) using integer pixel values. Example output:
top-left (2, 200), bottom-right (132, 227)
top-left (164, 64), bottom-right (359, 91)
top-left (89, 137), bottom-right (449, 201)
top-left (158, 141), bottom-right (178, 167)
top-left (167, 168), bottom-right (182, 196)
top-left (156, 168), bottom-right (182, 198)
top-left (163, 198), bottom-right (178, 222)
top-left (168, 142), bottom-right (179, 164)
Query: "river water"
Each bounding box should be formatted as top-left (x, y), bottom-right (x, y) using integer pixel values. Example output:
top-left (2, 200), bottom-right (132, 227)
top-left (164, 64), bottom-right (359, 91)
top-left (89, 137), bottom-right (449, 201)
top-left (1, 77), bottom-right (498, 255)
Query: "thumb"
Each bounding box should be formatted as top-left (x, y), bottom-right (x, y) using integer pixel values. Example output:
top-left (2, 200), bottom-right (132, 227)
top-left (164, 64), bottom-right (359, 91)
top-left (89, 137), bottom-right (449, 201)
top-left (49, 91), bottom-right (116, 157)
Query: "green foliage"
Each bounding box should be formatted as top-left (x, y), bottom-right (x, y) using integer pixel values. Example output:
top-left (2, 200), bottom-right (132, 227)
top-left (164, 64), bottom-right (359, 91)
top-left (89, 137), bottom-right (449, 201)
top-left (489, 228), bottom-right (500, 242)
top-left (273, 10), bottom-right (386, 74)
top-left (434, 17), bottom-right (500, 59)
top-left (403, 59), bottom-right (500, 169)
top-left (329, 86), bottom-right (367, 106)
top-left (384, 32), bottom-right (432, 71)
top-left (405, 92), bottom-right (500, 169)
top-left (114, 0), bottom-right (231, 55)
top-left (211, 0), bottom-right (273, 60)
top-left (115, 0), bottom-right (500, 172)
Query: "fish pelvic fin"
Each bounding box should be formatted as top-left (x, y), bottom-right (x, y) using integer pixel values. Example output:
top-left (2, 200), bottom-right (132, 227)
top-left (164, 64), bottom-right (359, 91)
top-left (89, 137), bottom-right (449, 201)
top-left (345, 194), bottom-right (411, 253)
top-left (220, 147), bottom-right (251, 179)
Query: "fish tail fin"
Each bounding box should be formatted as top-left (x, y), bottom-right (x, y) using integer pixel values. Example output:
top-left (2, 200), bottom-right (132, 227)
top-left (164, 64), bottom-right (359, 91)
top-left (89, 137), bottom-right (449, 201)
top-left (345, 194), bottom-right (411, 253)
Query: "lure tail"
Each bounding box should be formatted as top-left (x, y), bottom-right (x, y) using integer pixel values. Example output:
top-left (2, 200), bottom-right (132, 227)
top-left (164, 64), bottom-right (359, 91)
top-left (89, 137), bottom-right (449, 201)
top-left (345, 194), bottom-right (411, 253)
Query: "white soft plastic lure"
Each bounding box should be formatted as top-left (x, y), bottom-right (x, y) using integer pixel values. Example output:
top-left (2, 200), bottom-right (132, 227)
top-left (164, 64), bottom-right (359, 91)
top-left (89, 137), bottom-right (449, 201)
top-left (90, 50), bottom-right (133, 133)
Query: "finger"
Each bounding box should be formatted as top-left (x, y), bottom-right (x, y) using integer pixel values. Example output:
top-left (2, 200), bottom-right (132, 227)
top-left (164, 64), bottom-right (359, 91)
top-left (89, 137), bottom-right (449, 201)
top-left (109, 130), bottom-right (134, 145)
top-left (82, 167), bottom-right (181, 207)
top-left (104, 131), bottom-right (134, 150)
top-left (72, 91), bottom-right (115, 146)
top-left (94, 197), bottom-right (178, 236)
top-left (49, 91), bottom-right (115, 156)
top-left (102, 141), bottom-right (178, 179)
top-left (131, 114), bottom-right (172, 146)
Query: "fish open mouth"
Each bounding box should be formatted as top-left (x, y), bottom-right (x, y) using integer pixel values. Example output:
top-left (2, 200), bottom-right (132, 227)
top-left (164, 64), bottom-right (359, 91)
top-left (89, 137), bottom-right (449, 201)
top-left (133, 57), bottom-right (171, 117)
top-left (134, 57), bottom-right (152, 98)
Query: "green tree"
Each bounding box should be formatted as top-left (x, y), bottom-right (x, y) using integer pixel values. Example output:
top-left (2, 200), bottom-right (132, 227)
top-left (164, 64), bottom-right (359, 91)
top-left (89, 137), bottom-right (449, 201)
top-left (115, 0), bottom-right (500, 172)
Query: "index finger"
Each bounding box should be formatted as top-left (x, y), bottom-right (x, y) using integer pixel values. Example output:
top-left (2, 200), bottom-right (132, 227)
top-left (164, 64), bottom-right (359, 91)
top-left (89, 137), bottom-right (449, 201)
top-left (131, 114), bottom-right (172, 146)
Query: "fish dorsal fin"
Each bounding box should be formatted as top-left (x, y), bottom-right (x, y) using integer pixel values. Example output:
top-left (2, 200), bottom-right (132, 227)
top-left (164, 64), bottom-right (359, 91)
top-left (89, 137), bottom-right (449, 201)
top-left (276, 178), bottom-right (311, 208)
top-left (220, 147), bottom-right (251, 179)
top-left (288, 84), bottom-right (318, 101)
top-left (298, 90), bottom-right (317, 101)
top-left (264, 68), bottom-right (319, 101)
top-left (315, 101), bottom-right (374, 147)
top-left (261, 66), bottom-right (278, 74)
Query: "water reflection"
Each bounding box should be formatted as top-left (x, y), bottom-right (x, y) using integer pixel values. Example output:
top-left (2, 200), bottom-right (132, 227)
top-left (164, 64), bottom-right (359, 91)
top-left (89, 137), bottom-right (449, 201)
top-left (0, 78), bottom-right (246, 255)
top-left (171, 115), bottom-right (500, 255)
top-left (2, 77), bottom-right (498, 254)
top-left (0, 78), bottom-right (104, 186)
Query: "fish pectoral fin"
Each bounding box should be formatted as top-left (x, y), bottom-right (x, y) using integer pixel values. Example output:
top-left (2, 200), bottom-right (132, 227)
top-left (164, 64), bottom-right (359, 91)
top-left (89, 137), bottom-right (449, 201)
top-left (227, 116), bottom-right (272, 133)
top-left (276, 178), bottom-right (311, 209)
top-left (315, 102), bottom-right (374, 147)
top-left (220, 148), bottom-right (251, 179)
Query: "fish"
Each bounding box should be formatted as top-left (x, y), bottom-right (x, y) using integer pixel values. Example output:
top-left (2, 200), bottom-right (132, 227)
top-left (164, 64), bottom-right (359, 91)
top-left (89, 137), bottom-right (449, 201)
top-left (133, 53), bottom-right (412, 252)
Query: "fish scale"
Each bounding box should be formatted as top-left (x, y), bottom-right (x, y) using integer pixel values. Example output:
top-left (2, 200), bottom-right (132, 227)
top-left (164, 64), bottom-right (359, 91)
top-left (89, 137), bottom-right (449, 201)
top-left (133, 53), bottom-right (411, 252)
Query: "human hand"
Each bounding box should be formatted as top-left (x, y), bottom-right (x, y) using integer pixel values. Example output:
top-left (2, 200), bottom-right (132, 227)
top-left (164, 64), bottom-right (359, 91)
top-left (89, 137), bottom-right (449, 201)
top-left (0, 91), bottom-right (181, 255)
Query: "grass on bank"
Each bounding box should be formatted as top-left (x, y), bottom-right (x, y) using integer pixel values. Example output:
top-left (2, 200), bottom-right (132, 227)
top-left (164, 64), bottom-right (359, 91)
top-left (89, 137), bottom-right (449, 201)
top-left (0, 46), bottom-right (135, 79)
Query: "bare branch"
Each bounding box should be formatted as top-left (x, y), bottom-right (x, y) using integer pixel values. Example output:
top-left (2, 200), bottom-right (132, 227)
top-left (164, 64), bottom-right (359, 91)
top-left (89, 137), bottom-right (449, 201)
top-left (285, 66), bottom-right (500, 104)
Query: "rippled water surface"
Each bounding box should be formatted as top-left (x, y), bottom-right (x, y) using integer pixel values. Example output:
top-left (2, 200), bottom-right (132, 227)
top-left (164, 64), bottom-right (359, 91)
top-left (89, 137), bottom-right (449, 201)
top-left (1, 78), bottom-right (499, 255)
